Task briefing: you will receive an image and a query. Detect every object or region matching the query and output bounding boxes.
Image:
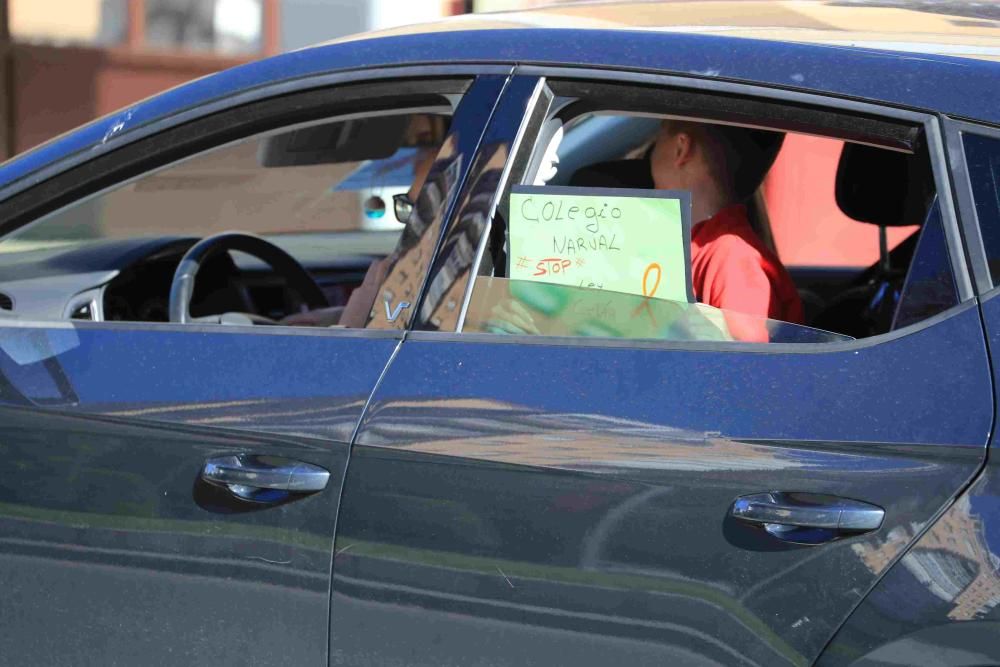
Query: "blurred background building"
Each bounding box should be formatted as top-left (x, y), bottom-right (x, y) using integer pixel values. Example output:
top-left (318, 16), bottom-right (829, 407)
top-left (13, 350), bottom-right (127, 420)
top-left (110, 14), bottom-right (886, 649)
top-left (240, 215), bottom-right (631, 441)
top-left (0, 0), bottom-right (475, 159)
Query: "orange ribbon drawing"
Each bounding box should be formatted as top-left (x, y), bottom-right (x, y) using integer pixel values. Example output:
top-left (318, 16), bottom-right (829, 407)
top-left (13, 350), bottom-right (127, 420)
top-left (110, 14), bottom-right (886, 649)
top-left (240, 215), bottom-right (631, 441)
top-left (631, 262), bottom-right (662, 324)
top-left (642, 262), bottom-right (662, 298)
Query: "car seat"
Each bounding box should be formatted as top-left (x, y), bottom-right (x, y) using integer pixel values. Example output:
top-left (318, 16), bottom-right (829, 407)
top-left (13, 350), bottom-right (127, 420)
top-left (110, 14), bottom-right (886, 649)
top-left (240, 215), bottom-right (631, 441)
top-left (812, 143), bottom-right (934, 337)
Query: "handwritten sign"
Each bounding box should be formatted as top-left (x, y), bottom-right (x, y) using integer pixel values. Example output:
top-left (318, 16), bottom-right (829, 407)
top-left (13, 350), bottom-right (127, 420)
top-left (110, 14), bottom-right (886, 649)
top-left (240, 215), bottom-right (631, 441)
top-left (508, 186), bottom-right (693, 303)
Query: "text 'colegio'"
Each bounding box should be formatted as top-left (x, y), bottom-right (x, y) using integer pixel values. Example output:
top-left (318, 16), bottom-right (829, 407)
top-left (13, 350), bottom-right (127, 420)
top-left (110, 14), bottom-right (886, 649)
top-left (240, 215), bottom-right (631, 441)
top-left (519, 196), bottom-right (622, 233)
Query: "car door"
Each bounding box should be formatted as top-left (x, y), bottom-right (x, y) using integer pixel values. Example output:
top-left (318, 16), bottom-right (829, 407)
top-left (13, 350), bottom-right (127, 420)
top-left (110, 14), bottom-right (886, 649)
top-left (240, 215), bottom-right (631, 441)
top-left (810, 120), bottom-right (1000, 666)
top-left (0, 74), bottom-right (504, 666)
top-left (329, 75), bottom-right (993, 667)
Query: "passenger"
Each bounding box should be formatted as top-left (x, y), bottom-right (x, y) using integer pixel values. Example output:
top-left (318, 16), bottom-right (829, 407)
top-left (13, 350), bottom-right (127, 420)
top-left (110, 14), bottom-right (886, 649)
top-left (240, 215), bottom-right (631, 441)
top-left (648, 120), bottom-right (803, 325)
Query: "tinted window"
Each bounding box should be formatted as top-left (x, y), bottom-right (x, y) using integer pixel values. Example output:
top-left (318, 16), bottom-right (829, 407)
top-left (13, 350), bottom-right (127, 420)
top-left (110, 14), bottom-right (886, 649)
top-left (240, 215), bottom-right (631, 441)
top-left (0, 109), bottom-right (455, 328)
top-left (9, 112), bottom-right (449, 243)
top-left (451, 109), bottom-right (945, 344)
top-left (962, 132), bottom-right (1000, 286)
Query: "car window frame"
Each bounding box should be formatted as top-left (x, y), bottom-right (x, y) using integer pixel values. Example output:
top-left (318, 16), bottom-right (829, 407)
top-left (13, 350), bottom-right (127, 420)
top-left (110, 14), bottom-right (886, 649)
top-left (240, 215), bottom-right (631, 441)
top-left (0, 69), bottom-right (511, 338)
top-left (944, 117), bottom-right (1000, 297)
top-left (410, 77), bottom-right (551, 332)
top-left (409, 67), bottom-right (977, 353)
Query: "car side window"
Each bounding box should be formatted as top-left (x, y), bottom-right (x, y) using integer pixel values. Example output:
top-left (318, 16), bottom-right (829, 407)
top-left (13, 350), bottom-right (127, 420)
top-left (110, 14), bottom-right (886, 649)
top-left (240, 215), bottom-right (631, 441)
top-left (961, 132), bottom-right (1000, 287)
top-left (427, 81), bottom-right (961, 345)
top-left (0, 99), bottom-right (462, 330)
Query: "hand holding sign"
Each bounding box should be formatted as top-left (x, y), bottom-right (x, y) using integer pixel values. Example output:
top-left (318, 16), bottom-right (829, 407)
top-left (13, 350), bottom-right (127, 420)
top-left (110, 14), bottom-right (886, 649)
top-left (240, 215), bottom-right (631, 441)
top-left (508, 186), bottom-right (693, 303)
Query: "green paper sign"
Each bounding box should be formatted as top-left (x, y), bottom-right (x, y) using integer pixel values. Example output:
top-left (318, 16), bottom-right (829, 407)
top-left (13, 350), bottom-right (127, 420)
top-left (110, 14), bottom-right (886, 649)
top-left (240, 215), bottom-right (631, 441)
top-left (508, 186), bottom-right (693, 303)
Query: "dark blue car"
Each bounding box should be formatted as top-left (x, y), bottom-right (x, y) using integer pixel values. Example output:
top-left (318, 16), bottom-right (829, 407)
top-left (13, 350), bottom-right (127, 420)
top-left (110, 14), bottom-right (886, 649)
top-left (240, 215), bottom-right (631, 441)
top-left (2, 2), bottom-right (1000, 665)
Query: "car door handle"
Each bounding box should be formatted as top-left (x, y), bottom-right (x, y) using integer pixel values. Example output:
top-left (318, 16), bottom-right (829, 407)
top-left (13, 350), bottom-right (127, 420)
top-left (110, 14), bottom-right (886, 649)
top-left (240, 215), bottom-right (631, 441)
top-left (201, 455), bottom-right (330, 503)
top-left (730, 492), bottom-right (884, 545)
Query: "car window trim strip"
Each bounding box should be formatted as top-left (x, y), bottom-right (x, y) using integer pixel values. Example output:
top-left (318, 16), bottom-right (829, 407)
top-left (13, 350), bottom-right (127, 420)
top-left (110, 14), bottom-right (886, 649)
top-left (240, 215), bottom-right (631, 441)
top-left (455, 78), bottom-right (553, 333)
top-left (944, 118), bottom-right (1000, 296)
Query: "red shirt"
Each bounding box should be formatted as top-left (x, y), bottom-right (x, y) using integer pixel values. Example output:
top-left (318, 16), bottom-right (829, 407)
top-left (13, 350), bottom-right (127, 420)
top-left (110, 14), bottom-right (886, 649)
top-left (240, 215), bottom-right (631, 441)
top-left (691, 204), bottom-right (803, 326)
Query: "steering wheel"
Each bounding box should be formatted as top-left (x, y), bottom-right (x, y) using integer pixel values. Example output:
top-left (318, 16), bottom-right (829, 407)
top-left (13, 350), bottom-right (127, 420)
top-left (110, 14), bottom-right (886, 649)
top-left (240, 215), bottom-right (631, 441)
top-left (168, 232), bottom-right (328, 324)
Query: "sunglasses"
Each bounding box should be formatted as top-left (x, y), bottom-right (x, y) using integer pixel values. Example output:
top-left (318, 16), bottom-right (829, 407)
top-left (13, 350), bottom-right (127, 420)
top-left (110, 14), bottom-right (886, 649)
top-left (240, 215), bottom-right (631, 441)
top-left (393, 193), bottom-right (414, 223)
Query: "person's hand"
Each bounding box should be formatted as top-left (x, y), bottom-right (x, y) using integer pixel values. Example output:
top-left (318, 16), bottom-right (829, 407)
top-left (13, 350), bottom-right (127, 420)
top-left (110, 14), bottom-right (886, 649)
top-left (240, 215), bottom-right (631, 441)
top-left (279, 257), bottom-right (391, 328)
top-left (484, 298), bottom-right (541, 335)
top-left (338, 257), bottom-right (392, 329)
top-left (280, 306), bottom-right (344, 327)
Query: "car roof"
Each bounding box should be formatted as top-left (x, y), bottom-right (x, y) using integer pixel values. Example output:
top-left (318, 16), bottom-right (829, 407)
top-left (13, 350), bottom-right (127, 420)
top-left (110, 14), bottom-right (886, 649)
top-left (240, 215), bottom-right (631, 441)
top-left (333, 0), bottom-right (1000, 63)
top-left (2, 1), bottom-right (999, 196)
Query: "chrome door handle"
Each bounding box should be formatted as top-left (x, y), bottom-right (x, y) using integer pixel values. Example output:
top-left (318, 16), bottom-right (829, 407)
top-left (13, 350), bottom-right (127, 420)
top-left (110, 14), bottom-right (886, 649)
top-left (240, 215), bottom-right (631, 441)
top-left (731, 492), bottom-right (884, 545)
top-left (202, 455), bottom-right (330, 503)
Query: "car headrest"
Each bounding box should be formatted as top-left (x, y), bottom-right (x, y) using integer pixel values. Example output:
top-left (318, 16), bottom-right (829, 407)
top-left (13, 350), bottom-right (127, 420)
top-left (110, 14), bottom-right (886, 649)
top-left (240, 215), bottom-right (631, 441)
top-left (569, 157), bottom-right (654, 189)
top-left (836, 143), bottom-right (932, 227)
top-left (568, 126), bottom-right (785, 201)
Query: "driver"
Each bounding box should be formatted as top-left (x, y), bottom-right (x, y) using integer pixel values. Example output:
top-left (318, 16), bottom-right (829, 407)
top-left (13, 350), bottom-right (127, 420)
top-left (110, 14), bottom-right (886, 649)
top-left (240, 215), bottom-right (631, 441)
top-left (281, 116), bottom-right (443, 328)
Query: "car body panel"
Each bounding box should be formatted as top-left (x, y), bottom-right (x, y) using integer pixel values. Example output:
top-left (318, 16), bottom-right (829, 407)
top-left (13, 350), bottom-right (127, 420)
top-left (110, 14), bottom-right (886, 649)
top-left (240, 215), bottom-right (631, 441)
top-left (814, 289), bottom-right (1000, 666)
top-left (814, 463), bottom-right (1000, 666)
top-left (331, 299), bottom-right (992, 667)
top-left (0, 324), bottom-right (398, 666)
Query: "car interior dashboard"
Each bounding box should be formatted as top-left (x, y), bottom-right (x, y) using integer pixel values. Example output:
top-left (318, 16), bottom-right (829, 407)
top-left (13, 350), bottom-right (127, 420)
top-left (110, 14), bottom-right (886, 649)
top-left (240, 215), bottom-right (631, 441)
top-left (0, 235), bottom-right (390, 325)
